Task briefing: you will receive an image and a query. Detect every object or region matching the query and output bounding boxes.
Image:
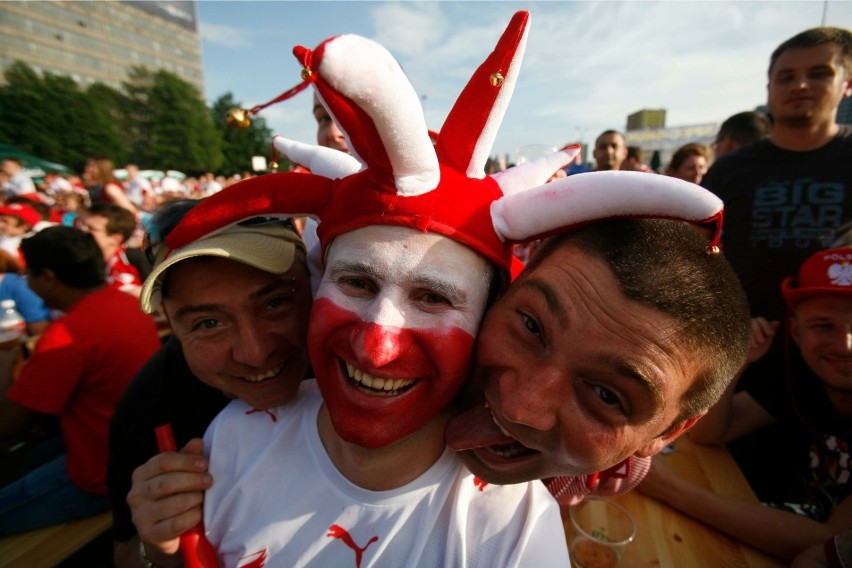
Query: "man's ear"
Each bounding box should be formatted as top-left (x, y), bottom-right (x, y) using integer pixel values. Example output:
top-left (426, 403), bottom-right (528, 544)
top-left (635, 412), bottom-right (707, 457)
top-left (790, 313), bottom-right (801, 348)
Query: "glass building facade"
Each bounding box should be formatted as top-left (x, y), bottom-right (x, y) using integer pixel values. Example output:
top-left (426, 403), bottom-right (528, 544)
top-left (0, 1), bottom-right (203, 94)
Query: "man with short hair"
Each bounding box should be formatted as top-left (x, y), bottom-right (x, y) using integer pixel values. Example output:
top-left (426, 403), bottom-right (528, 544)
top-left (703, 26), bottom-right (852, 326)
top-left (1, 158), bottom-right (35, 199)
top-left (638, 246), bottom-right (852, 562)
top-left (447, 218), bottom-right (751, 484)
top-left (0, 226), bottom-right (160, 535)
top-left (620, 145), bottom-right (650, 172)
top-left (80, 203), bottom-right (146, 297)
top-left (592, 129), bottom-right (627, 171)
top-left (711, 111), bottom-right (772, 159)
top-left (702, 27), bottom-right (852, 489)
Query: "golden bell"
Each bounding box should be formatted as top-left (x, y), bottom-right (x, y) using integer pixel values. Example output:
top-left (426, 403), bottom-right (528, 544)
top-left (225, 108), bottom-right (252, 129)
top-left (269, 161), bottom-right (279, 172)
top-left (489, 72), bottom-right (504, 87)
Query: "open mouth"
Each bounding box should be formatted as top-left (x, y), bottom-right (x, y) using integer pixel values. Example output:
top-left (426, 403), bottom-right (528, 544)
top-left (484, 410), bottom-right (539, 458)
top-left (344, 361), bottom-right (416, 396)
top-left (484, 440), bottom-right (538, 459)
top-left (241, 365), bottom-right (283, 383)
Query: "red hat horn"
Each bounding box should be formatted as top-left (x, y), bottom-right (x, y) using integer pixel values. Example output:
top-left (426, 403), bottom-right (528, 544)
top-left (167, 10), bottom-right (724, 268)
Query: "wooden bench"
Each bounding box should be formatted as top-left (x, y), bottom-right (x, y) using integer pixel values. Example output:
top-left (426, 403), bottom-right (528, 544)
top-left (0, 511), bottom-right (112, 568)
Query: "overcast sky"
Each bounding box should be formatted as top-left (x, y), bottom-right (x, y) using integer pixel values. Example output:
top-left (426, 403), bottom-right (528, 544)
top-left (197, 1), bottom-right (852, 159)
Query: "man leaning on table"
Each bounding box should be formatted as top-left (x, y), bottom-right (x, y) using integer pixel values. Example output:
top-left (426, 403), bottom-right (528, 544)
top-left (638, 246), bottom-right (852, 562)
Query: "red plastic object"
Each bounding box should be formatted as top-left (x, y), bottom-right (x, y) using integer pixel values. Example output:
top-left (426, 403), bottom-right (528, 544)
top-left (154, 424), bottom-right (220, 568)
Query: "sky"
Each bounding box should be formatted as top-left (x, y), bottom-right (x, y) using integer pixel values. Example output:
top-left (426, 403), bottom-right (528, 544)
top-left (196, 1), bottom-right (852, 160)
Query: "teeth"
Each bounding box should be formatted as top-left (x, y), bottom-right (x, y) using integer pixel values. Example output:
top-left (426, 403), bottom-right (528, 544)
top-left (244, 366), bottom-right (281, 383)
top-left (345, 362), bottom-right (414, 395)
top-left (490, 444), bottom-right (526, 458)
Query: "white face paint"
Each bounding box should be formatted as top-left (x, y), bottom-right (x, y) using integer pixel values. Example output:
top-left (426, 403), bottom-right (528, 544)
top-left (309, 224), bottom-right (493, 448)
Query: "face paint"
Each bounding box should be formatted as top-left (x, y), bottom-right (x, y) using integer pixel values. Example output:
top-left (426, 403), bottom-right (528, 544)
top-left (309, 225), bottom-right (492, 448)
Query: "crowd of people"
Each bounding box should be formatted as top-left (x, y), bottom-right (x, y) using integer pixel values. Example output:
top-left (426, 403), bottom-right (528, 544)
top-left (0, 14), bottom-right (849, 567)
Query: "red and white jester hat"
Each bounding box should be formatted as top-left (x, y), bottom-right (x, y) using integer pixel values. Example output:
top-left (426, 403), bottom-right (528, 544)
top-left (165, 11), bottom-right (723, 268)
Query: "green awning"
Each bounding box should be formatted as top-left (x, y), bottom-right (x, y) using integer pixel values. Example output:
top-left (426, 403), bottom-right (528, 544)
top-left (0, 143), bottom-right (73, 176)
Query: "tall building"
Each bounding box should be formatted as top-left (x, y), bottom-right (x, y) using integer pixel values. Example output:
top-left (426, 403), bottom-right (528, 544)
top-left (626, 109), bottom-right (666, 131)
top-left (0, 1), bottom-right (203, 94)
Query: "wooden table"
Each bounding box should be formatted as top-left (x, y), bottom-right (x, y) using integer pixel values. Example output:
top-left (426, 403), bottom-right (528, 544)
top-left (0, 511), bottom-right (112, 568)
top-left (563, 437), bottom-right (785, 567)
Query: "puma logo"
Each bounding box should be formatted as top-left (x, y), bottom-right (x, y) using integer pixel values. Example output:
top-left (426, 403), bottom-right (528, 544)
top-left (327, 524), bottom-right (379, 568)
top-left (238, 549), bottom-right (267, 567)
top-left (474, 476), bottom-right (488, 491)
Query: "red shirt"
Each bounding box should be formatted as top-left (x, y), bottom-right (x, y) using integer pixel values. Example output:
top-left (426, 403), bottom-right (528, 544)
top-left (105, 247), bottom-right (142, 291)
top-left (9, 286), bottom-right (160, 493)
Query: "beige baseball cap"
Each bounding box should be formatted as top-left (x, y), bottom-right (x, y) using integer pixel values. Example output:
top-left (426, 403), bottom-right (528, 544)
top-left (139, 220), bottom-right (305, 314)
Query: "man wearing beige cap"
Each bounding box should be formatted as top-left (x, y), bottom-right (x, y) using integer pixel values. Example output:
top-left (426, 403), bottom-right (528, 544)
top-left (108, 204), bottom-right (313, 567)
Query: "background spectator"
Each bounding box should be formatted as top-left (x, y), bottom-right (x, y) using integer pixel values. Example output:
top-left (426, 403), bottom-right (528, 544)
top-left (0, 226), bottom-right (160, 535)
top-left (665, 142), bottom-right (710, 184)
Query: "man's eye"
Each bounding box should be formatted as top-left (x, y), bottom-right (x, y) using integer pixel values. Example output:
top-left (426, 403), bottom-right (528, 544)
top-left (337, 276), bottom-right (375, 295)
top-left (592, 384), bottom-right (623, 410)
top-left (521, 313), bottom-right (541, 337)
top-left (416, 291), bottom-right (452, 307)
top-left (266, 296), bottom-right (293, 310)
top-left (193, 318), bottom-right (220, 332)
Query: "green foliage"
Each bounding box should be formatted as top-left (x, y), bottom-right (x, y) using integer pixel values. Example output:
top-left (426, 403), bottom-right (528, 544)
top-left (0, 62), bottom-right (128, 171)
top-left (122, 67), bottom-right (223, 174)
top-left (0, 61), bottom-right (232, 175)
top-left (211, 92), bottom-right (278, 176)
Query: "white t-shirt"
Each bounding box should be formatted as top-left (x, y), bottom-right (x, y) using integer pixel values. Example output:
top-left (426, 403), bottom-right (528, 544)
top-left (203, 380), bottom-right (569, 567)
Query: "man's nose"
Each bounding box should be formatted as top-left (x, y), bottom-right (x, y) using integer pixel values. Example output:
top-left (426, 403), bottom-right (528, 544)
top-left (232, 322), bottom-right (275, 367)
top-left (352, 323), bottom-right (411, 368)
top-left (495, 366), bottom-right (563, 432)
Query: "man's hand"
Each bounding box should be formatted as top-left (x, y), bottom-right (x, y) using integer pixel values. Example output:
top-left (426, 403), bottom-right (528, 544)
top-left (127, 438), bottom-right (211, 561)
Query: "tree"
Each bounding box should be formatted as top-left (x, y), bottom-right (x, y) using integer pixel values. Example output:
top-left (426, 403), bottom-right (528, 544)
top-left (211, 92), bottom-right (276, 175)
top-left (0, 62), bottom-right (127, 171)
top-left (123, 67), bottom-right (223, 174)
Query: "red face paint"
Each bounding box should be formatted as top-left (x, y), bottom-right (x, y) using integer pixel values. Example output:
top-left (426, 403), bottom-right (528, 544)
top-left (309, 298), bottom-right (476, 448)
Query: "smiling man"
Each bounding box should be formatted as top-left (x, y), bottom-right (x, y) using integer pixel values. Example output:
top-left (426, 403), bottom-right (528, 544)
top-left (700, 26), bottom-right (852, 504)
top-left (447, 218), bottom-right (752, 484)
top-left (132, 11), bottom-right (737, 566)
top-left (638, 246), bottom-right (852, 562)
top-left (108, 205), bottom-right (312, 567)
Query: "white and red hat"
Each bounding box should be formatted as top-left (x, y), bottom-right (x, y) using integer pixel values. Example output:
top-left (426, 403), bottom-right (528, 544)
top-left (165, 11), bottom-right (722, 271)
top-left (781, 247), bottom-right (852, 308)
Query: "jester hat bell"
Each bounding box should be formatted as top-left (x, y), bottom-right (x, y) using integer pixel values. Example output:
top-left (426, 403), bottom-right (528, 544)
top-left (165, 11), bottom-right (723, 269)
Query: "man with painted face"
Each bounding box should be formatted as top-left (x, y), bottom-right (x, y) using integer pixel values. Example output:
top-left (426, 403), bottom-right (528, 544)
top-left (161, 15), bottom-right (571, 566)
top-left (159, 12), bottom-right (733, 566)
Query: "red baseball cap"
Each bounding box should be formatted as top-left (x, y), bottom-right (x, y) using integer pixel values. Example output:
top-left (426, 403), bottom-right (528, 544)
top-left (781, 247), bottom-right (852, 308)
top-left (0, 203), bottom-right (41, 228)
